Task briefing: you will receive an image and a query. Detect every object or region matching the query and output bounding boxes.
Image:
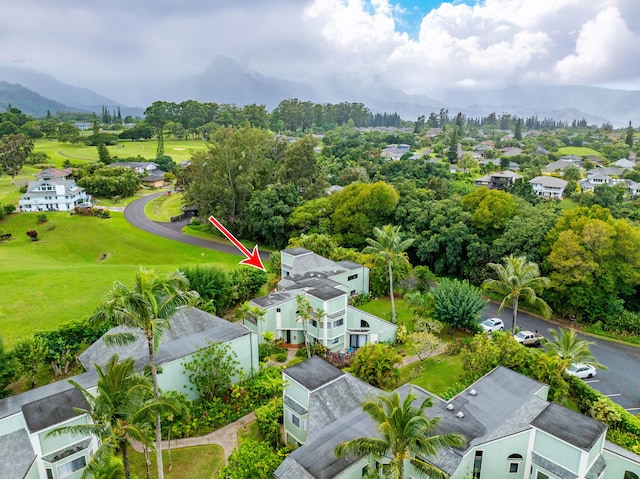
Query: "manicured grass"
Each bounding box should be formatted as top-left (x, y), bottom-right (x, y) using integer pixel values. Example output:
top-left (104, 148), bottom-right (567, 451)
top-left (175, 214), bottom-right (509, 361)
top-left (557, 146), bottom-right (602, 158)
top-left (399, 354), bottom-right (465, 397)
top-left (557, 198), bottom-right (579, 210)
top-left (127, 444), bottom-right (225, 479)
top-left (145, 192), bottom-right (185, 222)
top-left (357, 297), bottom-right (414, 330)
top-left (33, 138), bottom-right (209, 164)
top-left (0, 211), bottom-right (241, 348)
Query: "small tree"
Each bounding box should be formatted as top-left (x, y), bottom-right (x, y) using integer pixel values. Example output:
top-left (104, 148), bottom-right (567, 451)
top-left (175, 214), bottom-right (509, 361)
top-left (183, 342), bottom-right (240, 401)
top-left (350, 343), bottom-right (402, 389)
top-left (431, 278), bottom-right (487, 333)
top-left (409, 332), bottom-right (445, 361)
top-left (218, 438), bottom-right (283, 479)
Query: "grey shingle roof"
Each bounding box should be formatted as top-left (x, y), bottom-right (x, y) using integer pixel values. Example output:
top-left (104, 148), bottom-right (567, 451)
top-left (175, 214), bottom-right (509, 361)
top-left (285, 356), bottom-right (344, 391)
top-left (0, 429), bottom-right (36, 479)
top-left (79, 307), bottom-right (250, 370)
top-left (532, 402), bottom-right (606, 451)
top-left (586, 455), bottom-right (606, 479)
top-left (274, 456), bottom-right (316, 479)
top-left (532, 451), bottom-right (576, 479)
top-left (22, 388), bottom-right (88, 433)
top-left (284, 395), bottom-right (308, 415)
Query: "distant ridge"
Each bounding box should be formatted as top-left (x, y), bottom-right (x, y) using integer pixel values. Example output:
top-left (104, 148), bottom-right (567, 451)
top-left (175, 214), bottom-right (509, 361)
top-left (0, 81), bottom-right (76, 117)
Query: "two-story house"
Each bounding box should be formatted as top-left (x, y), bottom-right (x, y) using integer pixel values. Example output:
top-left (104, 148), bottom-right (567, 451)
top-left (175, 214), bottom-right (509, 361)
top-left (244, 248), bottom-right (397, 352)
top-left (18, 179), bottom-right (91, 212)
top-left (475, 170), bottom-right (523, 190)
top-left (276, 360), bottom-right (640, 479)
top-left (529, 176), bottom-right (569, 199)
top-left (0, 307), bottom-right (258, 479)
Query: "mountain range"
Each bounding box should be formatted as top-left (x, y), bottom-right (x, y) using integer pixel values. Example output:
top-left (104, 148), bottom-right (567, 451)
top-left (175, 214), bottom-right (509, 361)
top-left (0, 58), bottom-right (638, 127)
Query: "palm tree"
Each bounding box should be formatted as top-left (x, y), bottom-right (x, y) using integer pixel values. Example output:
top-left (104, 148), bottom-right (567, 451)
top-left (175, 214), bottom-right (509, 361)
top-left (89, 268), bottom-right (198, 479)
top-left (364, 225), bottom-right (414, 323)
top-left (544, 328), bottom-right (607, 370)
top-left (335, 388), bottom-right (465, 479)
top-left (482, 255), bottom-right (552, 334)
top-left (534, 352), bottom-right (570, 403)
top-left (49, 355), bottom-right (171, 479)
top-left (296, 295), bottom-right (313, 358)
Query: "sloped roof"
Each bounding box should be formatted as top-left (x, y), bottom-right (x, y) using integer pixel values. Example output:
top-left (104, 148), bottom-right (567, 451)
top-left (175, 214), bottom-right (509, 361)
top-left (284, 356), bottom-right (344, 392)
top-left (532, 402), bottom-right (606, 451)
top-left (530, 176), bottom-right (568, 187)
top-left (34, 168), bottom-right (72, 179)
top-left (0, 429), bottom-right (36, 479)
top-left (22, 388), bottom-right (88, 433)
top-left (79, 307), bottom-right (250, 370)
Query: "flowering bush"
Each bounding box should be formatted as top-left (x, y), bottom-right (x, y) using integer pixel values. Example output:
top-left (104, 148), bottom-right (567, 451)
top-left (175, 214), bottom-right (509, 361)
top-left (26, 230), bottom-right (38, 241)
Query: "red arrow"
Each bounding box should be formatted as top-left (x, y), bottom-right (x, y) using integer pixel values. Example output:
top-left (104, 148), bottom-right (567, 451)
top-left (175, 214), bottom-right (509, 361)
top-left (208, 216), bottom-right (265, 271)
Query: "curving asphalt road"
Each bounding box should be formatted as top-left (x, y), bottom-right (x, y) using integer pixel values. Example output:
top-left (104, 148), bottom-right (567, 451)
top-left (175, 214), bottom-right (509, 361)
top-left (123, 192), bottom-right (270, 261)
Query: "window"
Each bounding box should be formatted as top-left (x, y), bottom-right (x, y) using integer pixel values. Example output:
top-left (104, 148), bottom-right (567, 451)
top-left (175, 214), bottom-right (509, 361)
top-left (508, 454), bottom-right (522, 474)
top-left (625, 473), bottom-right (640, 479)
top-left (333, 318), bottom-right (344, 328)
top-left (473, 451), bottom-right (483, 479)
top-left (276, 308), bottom-right (281, 312)
top-left (536, 472), bottom-right (549, 479)
top-left (350, 290), bottom-right (357, 296)
top-left (332, 337), bottom-right (340, 344)
top-left (360, 320), bottom-right (370, 328)
top-left (46, 469), bottom-right (53, 479)
top-left (291, 414), bottom-right (300, 427)
top-left (58, 456), bottom-right (87, 478)
top-left (348, 274), bottom-right (358, 281)
top-left (311, 320), bottom-right (318, 328)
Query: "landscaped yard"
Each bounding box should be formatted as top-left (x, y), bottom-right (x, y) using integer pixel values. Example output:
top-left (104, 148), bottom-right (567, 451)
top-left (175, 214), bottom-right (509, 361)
top-left (557, 146), bottom-right (602, 157)
top-left (144, 192), bottom-right (185, 221)
top-left (0, 211), bottom-right (241, 348)
top-left (127, 444), bottom-right (225, 479)
top-left (358, 297), bottom-right (414, 330)
top-left (398, 355), bottom-right (465, 397)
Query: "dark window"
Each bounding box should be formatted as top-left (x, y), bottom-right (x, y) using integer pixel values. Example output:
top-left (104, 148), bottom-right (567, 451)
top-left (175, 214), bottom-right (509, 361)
top-left (625, 473), bottom-right (640, 479)
top-left (473, 451), bottom-right (483, 479)
top-left (508, 454), bottom-right (523, 460)
top-left (361, 320), bottom-right (370, 328)
top-left (350, 290), bottom-right (357, 296)
top-left (311, 320), bottom-right (318, 328)
top-left (348, 274), bottom-right (358, 281)
top-left (333, 318), bottom-right (344, 328)
top-left (361, 464), bottom-right (369, 477)
top-left (46, 470), bottom-right (53, 479)
top-left (276, 308), bottom-right (281, 312)
top-left (510, 463), bottom-right (518, 473)
top-left (536, 472), bottom-right (549, 479)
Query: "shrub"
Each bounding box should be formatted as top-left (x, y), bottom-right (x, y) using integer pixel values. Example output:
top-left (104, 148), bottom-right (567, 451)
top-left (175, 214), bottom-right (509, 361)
top-left (272, 352), bottom-right (288, 363)
top-left (349, 292), bottom-right (375, 307)
top-left (26, 230), bottom-right (38, 241)
top-left (3, 204), bottom-right (15, 215)
top-left (36, 214), bottom-right (48, 224)
top-left (183, 342), bottom-right (240, 401)
top-left (255, 397), bottom-right (283, 448)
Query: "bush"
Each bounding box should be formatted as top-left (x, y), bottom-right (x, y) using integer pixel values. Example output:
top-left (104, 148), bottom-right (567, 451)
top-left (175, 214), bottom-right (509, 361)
top-left (255, 397), bottom-right (283, 448)
top-left (36, 214), bottom-right (48, 224)
top-left (349, 292), bottom-right (375, 307)
top-left (26, 230), bottom-right (38, 241)
top-left (3, 204), bottom-right (15, 215)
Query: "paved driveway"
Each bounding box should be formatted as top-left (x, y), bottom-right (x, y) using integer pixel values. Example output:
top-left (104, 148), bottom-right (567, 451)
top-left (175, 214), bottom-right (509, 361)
top-left (123, 192), bottom-right (270, 261)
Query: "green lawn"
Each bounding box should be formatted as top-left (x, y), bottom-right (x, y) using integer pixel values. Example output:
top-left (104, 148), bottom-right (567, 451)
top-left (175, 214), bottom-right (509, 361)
top-left (33, 138), bottom-right (209, 164)
top-left (128, 444), bottom-right (225, 479)
top-left (399, 354), bottom-right (465, 397)
top-left (0, 211), bottom-right (240, 348)
top-left (145, 193), bottom-right (185, 222)
top-left (557, 146), bottom-right (602, 158)
top-left (557, 198), bottom-right (579, 210)
top-left (357, 297), bottom-right (414, 330)
top-left (237, 420), bottom-right (263, 442)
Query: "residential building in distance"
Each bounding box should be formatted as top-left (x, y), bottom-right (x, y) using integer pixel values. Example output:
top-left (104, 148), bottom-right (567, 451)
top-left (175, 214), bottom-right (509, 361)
top-left (530, 176), bottom-right (569, 199)
top-left (107, 161), bottom-right (158, 174)
top-left (244, 248), bottom-right (397, 352)
top-left (18, 179), bottom-right (91, 212)
top-left (475, 170), bottom-right (523, 190)
top-left (275, 360), bottom-right (640, 479)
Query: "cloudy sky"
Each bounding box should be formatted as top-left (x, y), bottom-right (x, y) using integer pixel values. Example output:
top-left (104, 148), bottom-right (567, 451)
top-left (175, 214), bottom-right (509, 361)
top-left (1, 0), bottom-right (639, 105)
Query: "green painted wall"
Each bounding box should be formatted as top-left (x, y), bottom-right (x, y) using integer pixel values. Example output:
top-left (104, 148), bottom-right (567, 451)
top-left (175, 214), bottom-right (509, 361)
top-left (284, 377), bottom-right (309, 407)
top-left (0, 411), bottom-right (26, 434)
top-left (25, 462), bottom-right (40, 479)
top-left (602, 449), bottom-right (640, 479)
top-left (38, 417), bottom-right (89, 456)
top-left (533, 430), bottom-right (581, 474)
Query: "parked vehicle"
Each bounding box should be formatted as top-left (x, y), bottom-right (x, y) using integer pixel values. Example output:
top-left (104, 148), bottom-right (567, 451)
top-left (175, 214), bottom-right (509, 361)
top-left (565, 363), bottom-right (597, 379)
top-left (480, 318), bottom-right (504, 334)
top-left (514, 330), bottom-right (543, 347)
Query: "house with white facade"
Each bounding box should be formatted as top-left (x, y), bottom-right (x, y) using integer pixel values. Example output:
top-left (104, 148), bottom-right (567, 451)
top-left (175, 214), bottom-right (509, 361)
top-left (18, 179), bottom-right (91, 212)
top-left (275, 360), bottom-right (640, 479)
top-left (0, 307), bottom-right (258, 479)
top-left (475, 170), bottom-right (523, 190)
top-left (530, 176), bottom-right (569, 199)
top-left (244, 248), bottom-right (397, 352)
top-left (107, 161), bottom-right (158, 175)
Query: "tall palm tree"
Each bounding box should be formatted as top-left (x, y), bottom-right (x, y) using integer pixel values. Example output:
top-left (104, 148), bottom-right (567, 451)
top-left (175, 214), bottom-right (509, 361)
top-left (335, 388), bottom-right (465, 479)
top-left (482, 255), bottom-right (552, 334)
top-left (296, 295), bottom-right (313, 358)
top-left (364, 225), bottom-right (414, 323)
top-left (89, 268), bottom-right (198, 479)
top-left (544, 328), bottom-right (607, 369)
top-left (534, 352), bottom-right (570, 403)
top-left (49, 355), bottom-right (171, 479)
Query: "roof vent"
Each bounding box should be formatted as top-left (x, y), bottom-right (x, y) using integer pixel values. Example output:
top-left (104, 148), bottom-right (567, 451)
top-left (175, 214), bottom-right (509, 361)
top-left (456, 411), bottom-right (465, 419)
top-left (469, 389), bottom-right (477, 396)
top-left (446, 403), bottom-right (454, 411)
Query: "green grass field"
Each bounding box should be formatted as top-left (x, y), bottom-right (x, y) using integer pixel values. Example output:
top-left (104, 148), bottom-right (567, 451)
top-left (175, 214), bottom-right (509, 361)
top-left (399, 354), bottom-right (464, 396)
top-left (128, 444), bottom-right (225, 479)
top-left (144, 193), bottom-right (185, 221)
top-left (358, 297), bottom-right (414, 331)
top-left (0, 211), bottom-right (241, 348)
top-left (557, 146), bottom-right (602, 157)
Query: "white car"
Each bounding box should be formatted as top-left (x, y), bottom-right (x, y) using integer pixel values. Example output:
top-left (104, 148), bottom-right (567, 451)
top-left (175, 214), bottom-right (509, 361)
top-left (480, 317), bottom-right (504, 334)
top-left (565, 363), bottom-right (597, 379)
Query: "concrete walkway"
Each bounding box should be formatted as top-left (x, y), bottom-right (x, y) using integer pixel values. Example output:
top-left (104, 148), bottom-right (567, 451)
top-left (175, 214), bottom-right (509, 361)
top-left (130, 411), bottom-right (256, 460)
